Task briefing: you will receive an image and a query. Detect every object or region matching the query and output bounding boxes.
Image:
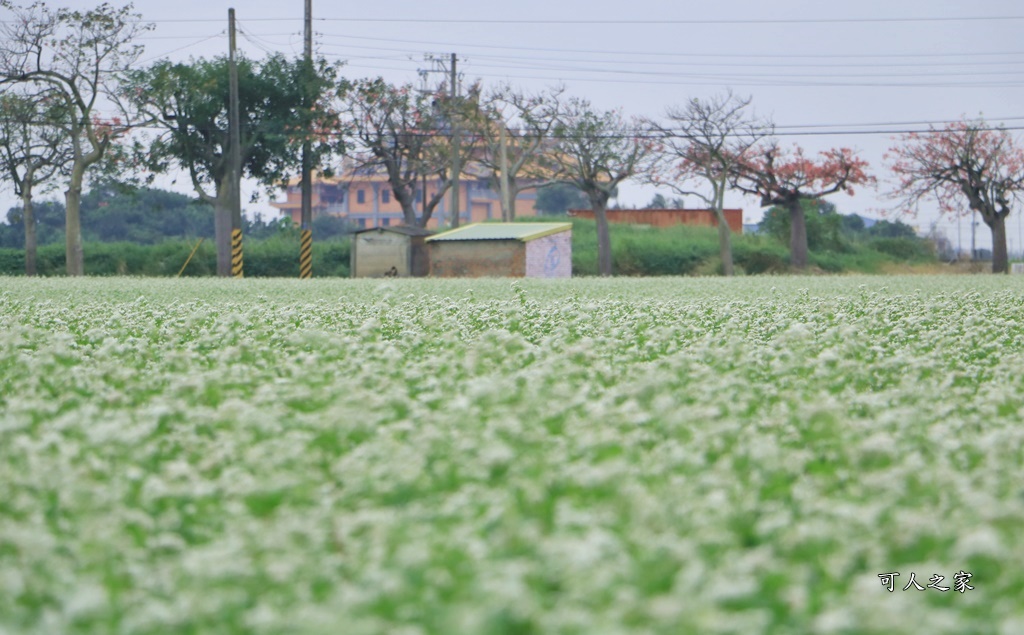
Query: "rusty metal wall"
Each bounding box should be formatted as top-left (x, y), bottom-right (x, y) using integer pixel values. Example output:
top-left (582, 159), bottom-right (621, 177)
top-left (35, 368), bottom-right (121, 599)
top-left (569, 208), bottom-right (744, 232)
top-left (428, 241), bottom-right (526, 277)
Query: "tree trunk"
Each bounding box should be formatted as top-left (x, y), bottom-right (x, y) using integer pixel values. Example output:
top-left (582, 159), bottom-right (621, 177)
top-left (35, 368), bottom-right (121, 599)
top-left (21, 169), bottom-right (37, 277)
top-left (788, 198), bottom-right (809, 269)
top-left (591, 194), bottom-right (613, 276)
top-left (214, 186), bottom-right (233, 277)
top-left (64, 164), bottom-right (86, 277)
top-left (715, 209), bottom-right (734, 276)
top-left (420, 179), bottom-right (451, 228)
top-left (990, 214), bottom-right (1009, 274)
top-left (507, 187), bottom-right (517, 222)
top-left (714, 183), bottom-right (733, 276)
top-left (395, 185), bottom-right (417, 227)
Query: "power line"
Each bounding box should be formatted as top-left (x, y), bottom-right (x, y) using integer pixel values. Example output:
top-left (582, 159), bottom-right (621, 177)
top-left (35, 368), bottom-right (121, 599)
top-left (334, 59), bottom-right (1024, 89)
top-left (314, 40), bottom-right (1024, 70)
top-left (231, 35), bottom-right (1024, 83)
top-left (237, 24), bottom-right (282, 57)
top-left (14, 14), bottom-right (1016, 25)
top-left (317, 31), bottom-right (1024, 61)
top-left (136, 33), bottom-right (225, 66)
top-left (290, 15), bottom-right (1024, 25)
top-left (459, 59), bottom-right (1024, 81)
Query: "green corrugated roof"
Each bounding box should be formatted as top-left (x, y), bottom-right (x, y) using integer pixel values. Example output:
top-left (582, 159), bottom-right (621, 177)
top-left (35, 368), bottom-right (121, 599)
top-left (426, 222), bottom-right (572, 243)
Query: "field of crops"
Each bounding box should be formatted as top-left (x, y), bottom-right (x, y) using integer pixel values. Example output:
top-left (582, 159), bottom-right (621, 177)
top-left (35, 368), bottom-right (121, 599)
top-left (2, 275), bottom-right (1024, 635)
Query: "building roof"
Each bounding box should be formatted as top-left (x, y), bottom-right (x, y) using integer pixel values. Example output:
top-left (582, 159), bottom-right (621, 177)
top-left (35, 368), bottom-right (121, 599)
top-left (426, 222), bottom-right (572, 243)
top-left (352, 225), bottom-right (435, 237)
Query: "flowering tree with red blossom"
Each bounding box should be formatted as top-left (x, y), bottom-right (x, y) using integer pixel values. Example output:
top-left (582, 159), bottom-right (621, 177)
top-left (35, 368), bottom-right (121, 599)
top-left (731, 143), bottom-right (874, 269)
top-left (647, 91), bottom-right (768, 276)
top-left (887, 119), bottom-right (1024, 274)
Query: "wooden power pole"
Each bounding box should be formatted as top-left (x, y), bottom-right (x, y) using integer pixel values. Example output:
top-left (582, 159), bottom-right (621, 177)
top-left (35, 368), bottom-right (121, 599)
top-left (450, 53), bottom-right (461, 229)
top-left (228, 8), bottom-right (243, 278)
top-left (299, 0), bottom-right (313, 278)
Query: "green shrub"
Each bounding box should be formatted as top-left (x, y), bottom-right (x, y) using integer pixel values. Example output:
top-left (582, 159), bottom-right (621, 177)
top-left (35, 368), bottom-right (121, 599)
top-left (0, 215), bottom-right (938, 278)
top-left (868, 237), bottom-right (935, 262)
top-left (0, 237), bottom-right (351, 277)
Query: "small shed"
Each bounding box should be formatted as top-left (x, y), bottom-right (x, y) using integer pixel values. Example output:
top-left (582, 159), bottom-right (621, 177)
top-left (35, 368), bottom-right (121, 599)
top-left (350, 225), bottom-right (433, 278)
top-left (426, 222), bottom-right (572, 278)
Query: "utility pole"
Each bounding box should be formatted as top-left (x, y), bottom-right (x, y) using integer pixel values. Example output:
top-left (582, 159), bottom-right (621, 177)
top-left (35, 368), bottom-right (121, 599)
top-left (299, 0), bottom-right (313, 278)
top-left (417, 54), bottom-right (464, 228)
top-left (228, 8), bottom-right (243, 278)
top-left (449, 53), bottom-right (461, 229)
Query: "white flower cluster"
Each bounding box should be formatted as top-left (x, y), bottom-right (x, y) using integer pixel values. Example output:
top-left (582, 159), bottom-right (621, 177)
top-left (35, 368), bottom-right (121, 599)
top-left (1, 275), bottom-right (1023, 634)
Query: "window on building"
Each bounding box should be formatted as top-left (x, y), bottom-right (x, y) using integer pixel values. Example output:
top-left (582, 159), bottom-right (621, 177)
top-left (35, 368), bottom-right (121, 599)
top-left (415, 189), bottom-right (422, 203)
top-left (357, 218), bottom-right (366, 228)
top-left (382, 218), bottom-right (391, 227)
top-left (357, 189), bottom-right (365, 204)
top-left (382, 189), bottom-right (390, 203)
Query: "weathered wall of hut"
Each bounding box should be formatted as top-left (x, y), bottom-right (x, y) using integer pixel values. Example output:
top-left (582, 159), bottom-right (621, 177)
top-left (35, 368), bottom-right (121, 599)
top-left (352, 231), bottom-right (410, 277)
top-left (525, 231), bottom-right (572, 278)
top-left (429, 241), bottom-right (525, 277)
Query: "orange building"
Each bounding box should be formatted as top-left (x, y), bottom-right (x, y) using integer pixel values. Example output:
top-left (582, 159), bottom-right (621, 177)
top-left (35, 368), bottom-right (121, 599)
top-left (568, 208), bottom-right (744, 233)
top-left (272, 170), bottom-right (541, 230)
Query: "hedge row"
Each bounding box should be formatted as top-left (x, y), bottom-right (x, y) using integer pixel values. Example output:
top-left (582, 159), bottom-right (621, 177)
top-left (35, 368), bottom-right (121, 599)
top-left (0, 237), bottom-right (351, 277)
top-left (566, 218), bottom-right (935, 276)
top-left (0, 219), bottom-right (936, 277)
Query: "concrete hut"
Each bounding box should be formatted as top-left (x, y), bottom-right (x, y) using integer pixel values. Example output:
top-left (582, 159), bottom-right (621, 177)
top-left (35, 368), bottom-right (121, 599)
top-left (350, 225), bottom-right (433, 278)
top-left (426, 222), bottom-right (572, 278)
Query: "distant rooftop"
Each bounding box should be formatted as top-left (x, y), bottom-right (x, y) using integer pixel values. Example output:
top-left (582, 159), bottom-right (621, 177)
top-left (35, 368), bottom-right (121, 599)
top-left (352, 225), bottom-right (434, 237)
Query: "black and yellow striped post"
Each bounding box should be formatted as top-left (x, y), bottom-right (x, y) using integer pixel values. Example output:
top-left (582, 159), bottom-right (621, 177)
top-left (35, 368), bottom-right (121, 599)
top-left (299, 228), bottom-right (312, 279)
top-left (231, 228), bottom-right (244, 278)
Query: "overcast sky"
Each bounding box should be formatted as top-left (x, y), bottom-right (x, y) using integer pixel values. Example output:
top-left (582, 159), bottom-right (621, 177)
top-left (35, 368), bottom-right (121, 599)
top-left (7, 0), bottom-right (1024, 252)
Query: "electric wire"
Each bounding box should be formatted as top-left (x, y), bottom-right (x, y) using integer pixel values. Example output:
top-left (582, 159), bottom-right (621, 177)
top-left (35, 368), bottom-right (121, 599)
top-left (136, 33), bottom-right (225, 66)
top-left (81, 15), bottom-right (1024, 25)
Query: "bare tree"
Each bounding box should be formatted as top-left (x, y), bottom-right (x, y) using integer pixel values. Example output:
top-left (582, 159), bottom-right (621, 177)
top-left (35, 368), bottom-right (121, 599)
top-left (0, 2), bottom-right (150, 275)
top-left (468, 83), bottom-right (564, 220)
top-left (887, 118), bottom-right (1024, 274)
top-left (0, 88), bottom-right (71, 275)
top-left (547, 97), bottom-right (654, 276)
top-left (731, 142), bottom-right (874, 269)
top-left (648, 91), bottom-right (767, 276)
top-left (341, 78), bottom-right (474, 228)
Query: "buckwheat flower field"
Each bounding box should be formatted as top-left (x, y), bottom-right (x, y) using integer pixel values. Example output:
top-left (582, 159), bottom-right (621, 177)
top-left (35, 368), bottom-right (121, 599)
top-left (2, 275), bottom-right (1024, 635)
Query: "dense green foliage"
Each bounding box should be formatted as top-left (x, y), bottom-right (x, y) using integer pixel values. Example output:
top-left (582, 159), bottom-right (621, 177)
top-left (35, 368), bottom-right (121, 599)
top-left (758, 199), bottom-right (932, 263)
top-left (0, 236), bottom-right (350, 277)
top-left (534, 182), bottom-right (589, 215)
top-left (0, 213), bottom-right (938, 277)
top-left (0, 185), bottom-right (357, 251)
top-left (127, 55), bottom-right (342, 199)
top-left (1, 276), bottom-right (1021, 634)
top-left (565, 216), bottom-right (936, 276)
